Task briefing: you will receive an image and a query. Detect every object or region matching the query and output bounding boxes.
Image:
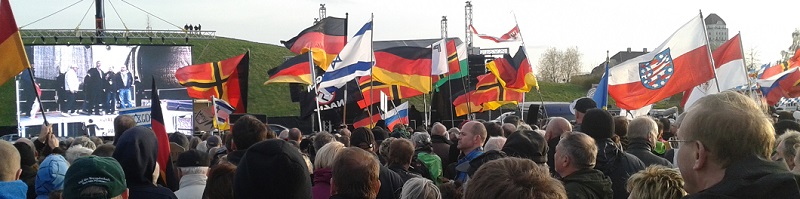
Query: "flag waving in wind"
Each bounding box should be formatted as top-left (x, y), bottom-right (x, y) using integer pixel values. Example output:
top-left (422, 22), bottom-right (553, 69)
top-left (280, 17), bottom-right (346, 70)
top-left (383, 102), bottom-right (409, 131)
top-left (608, 14), bottom-right (715, 110)
top-left (175, 52), bottom-right (249, 113)
top-left (318, 20), bottom-right (373, 94)
top-left (0, 0), bottom-right (30, 86)
top-left (593, 60), bottom-right (610, 109)
top-left (470, 24), bottom-right (521, 43)
top-left (150, 78), bottom-right (172, 185)
top-left (681, 33), bottom-right (747, 109)
top-left (212, 96), bottom-right (235, 130)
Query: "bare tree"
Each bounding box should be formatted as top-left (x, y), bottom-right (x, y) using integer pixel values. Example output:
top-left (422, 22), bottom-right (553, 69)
top-left (537, 47), bottom-right (583, 82)
top-left (744, 47), bottom-right (760, 74)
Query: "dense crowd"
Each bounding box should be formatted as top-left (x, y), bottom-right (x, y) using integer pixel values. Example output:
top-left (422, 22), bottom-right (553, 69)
top-left (2, 91), bottom-right (800, 199)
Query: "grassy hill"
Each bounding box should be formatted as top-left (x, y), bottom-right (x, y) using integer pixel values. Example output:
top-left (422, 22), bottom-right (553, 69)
top-left (0, 37), bottom-right (678, 127)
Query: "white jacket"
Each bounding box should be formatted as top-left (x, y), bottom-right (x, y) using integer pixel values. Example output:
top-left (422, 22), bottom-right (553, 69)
top-left (173, 174), bottom-right (207, 199)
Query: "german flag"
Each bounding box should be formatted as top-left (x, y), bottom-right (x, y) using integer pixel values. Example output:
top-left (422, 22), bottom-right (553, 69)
top-left (372, 46), bottom-right (434, 93)
top-left (485, 46), bottom-right (538, 92)
top-left (281, 17), bottom-right (346, 70)
top-left (452, 74), bottom-right (523, 116)
top-left (356, 75), bottom-right (424, 109)
top-left (265, 52), bottom-right (313, 85)
top-left (0, 0), bottom-right (30, 86)
top-left (175, 52), bottom-right (249, 113)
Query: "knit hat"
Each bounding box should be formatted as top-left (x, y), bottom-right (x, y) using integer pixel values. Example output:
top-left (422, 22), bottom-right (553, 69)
top-left (177, 150), bottom-right (210, 167)
top-left (581, 108), bottom-right (615, 140)
top-left (502, 130), bottom-right (549, 164)
top-left (36, 154), bottom-right (69, 199)
top-left (571, 97), bottom-right (597, 114)
top-left (235, 139), bottom-right (311, 199)
top-left (63, 156), bottom-right (127, 199)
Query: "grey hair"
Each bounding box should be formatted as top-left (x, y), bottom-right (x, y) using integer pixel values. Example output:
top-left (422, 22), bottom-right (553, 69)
top-left (314, 141), bottom-right (345, 170)
top-left (517, 124), bottom-right (533, 131)
top-left (71, 137), bottom-right (96, 150)
top-left (313, 132), bottom-right (336, 151)
top-left (400, 177), bottom-right (442, 199)
top-left (779, 130), bottom-right (800, 160)
top-left (559, 132), bottom-right (597, 169)
top-left (66, 145), bottom-right (94, 164)
top-left (431, 123), bottom-right (447, 136)
top-left (179, 166), bottom-right (209, 175)
top-left (411, 132), bottom-right (432, 148)
top-left (628, 116), bottom-right (658, 139)
top-left (484, 136), bottom-right (507, 151)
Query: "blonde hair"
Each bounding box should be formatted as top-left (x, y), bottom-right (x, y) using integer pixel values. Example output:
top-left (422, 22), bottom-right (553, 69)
top-left (314, 141), bottom-right (345, 170)
top-left (484, 137), bottom-right (507, 151)
top-left (627, 165), bottom-right (686, 199)
top-left (683, 91), bottom-right (775, 166)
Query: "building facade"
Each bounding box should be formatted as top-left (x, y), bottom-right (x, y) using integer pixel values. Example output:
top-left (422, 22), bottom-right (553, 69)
top-left (705, 13), bottom-right (728, 51)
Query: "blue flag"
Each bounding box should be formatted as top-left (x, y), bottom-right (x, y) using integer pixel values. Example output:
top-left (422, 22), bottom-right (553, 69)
top-left (593, 62), bottom-right (609, 109)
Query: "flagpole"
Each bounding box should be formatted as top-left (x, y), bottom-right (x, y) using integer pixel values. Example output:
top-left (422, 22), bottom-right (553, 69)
top-left (212, 96), bottom-right (218, 131)
top-left (26, 68), bottom-right (48, 125)
top-left (310, 52), bottom-right (323, 132)
top-left (512, 11), bottom-right (529, 123)
top-left (737, 32), bottom-right (752, 96)
top-left (699, 10), bottom-right (721, 92)
top-left (342, 13), bottom-right (349, 127)
top-left (369, 13), bottom-right (375, 127)
top-left (446, 39), bottom-right (455, 128)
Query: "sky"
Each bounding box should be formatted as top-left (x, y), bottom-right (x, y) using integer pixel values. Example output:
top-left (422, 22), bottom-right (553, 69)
top-left (9, 0), bottom-right (800, 72)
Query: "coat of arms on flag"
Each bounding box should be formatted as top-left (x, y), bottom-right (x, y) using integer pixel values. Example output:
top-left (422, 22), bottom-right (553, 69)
top-left (639, 48), bottom-right (675, 90)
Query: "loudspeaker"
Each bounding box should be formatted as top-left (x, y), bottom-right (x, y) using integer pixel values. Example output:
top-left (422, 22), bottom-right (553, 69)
top-left (230, 114), bottom-right (267, 124)
top-left (526, 104), bottom-right (541, 125)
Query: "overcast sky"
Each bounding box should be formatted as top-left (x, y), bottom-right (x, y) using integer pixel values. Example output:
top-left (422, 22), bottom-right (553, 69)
top-left (10, 0), bottom-right (799, 72)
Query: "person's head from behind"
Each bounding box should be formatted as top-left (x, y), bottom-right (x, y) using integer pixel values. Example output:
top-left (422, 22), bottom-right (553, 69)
top-left (0, 141), bottom-right (21, 182)
top-left (388, 139), bottom-right (415, 168)
top-left (63, 156), bottom-right (127, 199)
top-left (314, 142), bottom-right (345, 171)
top-left (66, 145), bottom-right (94, 164)
top-left (458, 121), bottom-right (487, 154)
top-left (573, 97), bottom-right (596, 124)
top-left (626, 165), bottom-right (686, 199)
top-left (313, 132), bottom-right (336, 152)
top-left (502, 123), bottom-right (517, 137)
top-left (545, 117), bottom-right (572, 141)
top-left (350, 127), bottom-right (376, 153)
top-left (430, 123), bottom-right (447, 137)
top-left (483, 122), bottom-right (503, 139)
top-left (112, 126), bottom-right (159, 186)
top-left (231, 115), bottom-right (274, 150)
top-left (410, 132), bottom-right (433, 150)
top-left (677, 91), bottom-right (775, 194)
top-left (581, 108), bottom-right (615, 141)
top-left (400, 178), bottom-right (441, 199)
top-left (614, 116), bottom-right (630, 141)
top-left (776, 130), bottom-right (800, 170)
top-left (203, 163), bottom-right (236, 199)
top-left (289, 128), bottom-right (303, 142)
top-left (774, 120), bottom-right (800, 138)
top-left (331, 147), bottom-right (381, 199)
top-left (484, 136), bottom-right (507, 151)
top-left (503, 115), bottom-right (521, 126)
top-left (112, 115), bottom-right (136, 145)
top-left (464, 157), bottom-right (566, 199)
top-left (176, 150), bottom-right (210, 178)
top-left (234, 139), bottom-right (311, 198)
top-left (628, 116), bottom-right (659, 145)
top-left (502, 130), bottom-right (548, 164)
top-left (92, 144), bottom-right (115, 157)
top-left (554, 131), bottom-right (597, 178)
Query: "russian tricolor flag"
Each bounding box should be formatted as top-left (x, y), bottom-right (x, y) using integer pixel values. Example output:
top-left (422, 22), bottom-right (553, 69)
top-left (757, 67), bottom-right (800, 106)
top-left (383, 102), bottom-right (409, 131)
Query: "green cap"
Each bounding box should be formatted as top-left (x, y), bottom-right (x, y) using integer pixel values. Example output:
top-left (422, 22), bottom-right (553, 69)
top-left (63, 156), bottom-right (127, 199)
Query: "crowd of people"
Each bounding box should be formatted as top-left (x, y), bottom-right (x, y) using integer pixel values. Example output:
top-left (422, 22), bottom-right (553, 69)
top-left (2, 91), bottom-right (800, 199)
top-left (58, 61), bottom-right (135, 117)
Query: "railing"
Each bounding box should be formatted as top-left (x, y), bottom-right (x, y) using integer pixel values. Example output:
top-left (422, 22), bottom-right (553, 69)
top-left (20, 29), bottom-right (216, 42)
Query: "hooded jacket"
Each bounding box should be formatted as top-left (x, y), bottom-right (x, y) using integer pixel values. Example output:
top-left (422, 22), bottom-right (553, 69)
top-left (625, 138), bottom-right (673, 167)
top-left (35, 154), bottom-right (67, 199)
top-left (312, 168), bottom-right (333, 199)
top-left (684, 155), bottom-right (800, 199)
top-left (562, 168), bottom-right (614, 199)
top-left (0, 180), bottom-right (28, 199)
top-left (594, 139), bottom-right (646, 199)
top-left (112, 126), bottom-right (177, 199)
top-left (234, 139), bottom-right (311, 199)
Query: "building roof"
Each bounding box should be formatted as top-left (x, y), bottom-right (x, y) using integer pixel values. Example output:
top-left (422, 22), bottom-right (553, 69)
top-left (704, 13), bottom-right (726, 25)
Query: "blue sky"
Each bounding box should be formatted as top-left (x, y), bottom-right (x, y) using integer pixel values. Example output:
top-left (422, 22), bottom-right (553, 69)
top-left (10, 0), bottom-right (799, 72)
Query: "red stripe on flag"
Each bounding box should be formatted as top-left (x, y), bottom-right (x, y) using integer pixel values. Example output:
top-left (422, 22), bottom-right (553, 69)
top-left (288, 32), bottom-right (346, 55)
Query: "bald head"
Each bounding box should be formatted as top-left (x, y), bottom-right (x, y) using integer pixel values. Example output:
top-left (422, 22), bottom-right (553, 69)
top-left (545, 117), bottom-right (572, 140)
top-left (502, 123), bottom-right (517, 137)
top-left (0, 141), bottom-right (21, 181)
top-left (289, 128), bottom-right (303, 142)
top-left (431, 123), bottom-right (447, 137)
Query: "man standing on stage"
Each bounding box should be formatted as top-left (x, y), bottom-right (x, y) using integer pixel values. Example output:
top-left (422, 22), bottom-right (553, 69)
top-left (104, 66), bottom-right (117, 114)
top-left (63, 65), bottom-right (80, 116)
top-left (116, 66), bottom-right (134, 109)
top-left (83, 61), bottom-right (105, 115)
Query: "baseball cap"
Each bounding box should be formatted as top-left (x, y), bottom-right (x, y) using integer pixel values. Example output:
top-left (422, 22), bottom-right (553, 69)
top-left (206, 135), bottom-right (221, 147)
top-left (63, 156), bottom-right (126, 199)
top-left (570, 97), bottom-right (597, 115)
top-left (177, 150), bottom-right (210, 167)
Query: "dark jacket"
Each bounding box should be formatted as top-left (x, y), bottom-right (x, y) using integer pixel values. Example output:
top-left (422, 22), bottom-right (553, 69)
top-left (547, 138), bottom-right (560, 178)
top-left (388, 164), bottom-right (423, 184)
top-left (112, 126), bottom-right (177, 199)
top-left (684, 156), bottom-right (800, 199)
top-left (430, 134), bottom-right (452, 167)
top-left (85, 68), bottom-right (104, 93)
top-left (330, 194), bottom-right (369, 199)
top-left (594, 138), bottom-right (646, 199)
top-left (313, 168), bottom-right (333, 199)
top-left (377, 165), bottom-right (404, 199)
top-left (115, 71), bottom-right (134, 90)
top-left (227, 150), bottom-right (246, 166)
top-left (625, 138), bottom-right (673, 167)
top-left (562, 168), bottom-right (614, 199)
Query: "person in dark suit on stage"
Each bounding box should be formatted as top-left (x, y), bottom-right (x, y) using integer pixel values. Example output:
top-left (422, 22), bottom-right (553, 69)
top-left (83, 61), bottom-right (105, 115)
top-left (104, 66), bottom-right (117, 114)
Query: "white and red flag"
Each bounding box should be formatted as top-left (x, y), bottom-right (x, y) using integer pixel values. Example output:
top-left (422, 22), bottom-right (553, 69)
top-left (470, 24), bottom-right (521, 43)
top-left (609, 14), bottom-right (715, 110)
top-left (681, 33), bottom-right (747, 109)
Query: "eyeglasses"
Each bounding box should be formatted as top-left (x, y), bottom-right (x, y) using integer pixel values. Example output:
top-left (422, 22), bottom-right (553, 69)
top-left (667, 137), bottom-right (694, 149)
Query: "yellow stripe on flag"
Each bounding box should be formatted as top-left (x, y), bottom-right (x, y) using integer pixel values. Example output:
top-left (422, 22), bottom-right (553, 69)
top-left (0, 31), bottom-right (29, 86)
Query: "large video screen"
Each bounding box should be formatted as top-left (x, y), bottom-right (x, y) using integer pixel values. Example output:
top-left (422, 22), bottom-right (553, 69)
top-left (16, 45), bottom-right (193, 137)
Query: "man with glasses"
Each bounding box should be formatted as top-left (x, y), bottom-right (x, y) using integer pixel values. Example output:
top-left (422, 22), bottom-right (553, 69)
top-left (675, 91), bottom-right (800, 198)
